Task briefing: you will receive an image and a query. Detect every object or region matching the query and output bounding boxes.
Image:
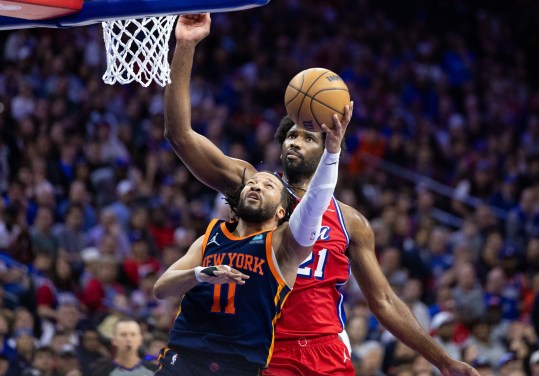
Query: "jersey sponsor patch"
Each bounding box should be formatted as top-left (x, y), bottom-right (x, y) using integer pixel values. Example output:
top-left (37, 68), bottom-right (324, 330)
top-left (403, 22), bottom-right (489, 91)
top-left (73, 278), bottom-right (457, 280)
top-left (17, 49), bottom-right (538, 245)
top-left (249, 234), bottom-right (264, 244)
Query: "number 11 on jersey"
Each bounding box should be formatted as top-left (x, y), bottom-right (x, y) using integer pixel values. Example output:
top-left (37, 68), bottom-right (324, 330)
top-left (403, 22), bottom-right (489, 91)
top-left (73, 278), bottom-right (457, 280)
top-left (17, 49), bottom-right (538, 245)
top-left (297, 249), bottom-right (328, 279)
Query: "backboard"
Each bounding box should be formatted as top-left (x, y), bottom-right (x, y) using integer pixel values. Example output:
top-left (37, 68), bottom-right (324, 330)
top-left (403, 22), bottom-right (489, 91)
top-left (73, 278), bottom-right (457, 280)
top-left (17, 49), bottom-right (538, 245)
top-left (0, 0), bottom-right (269, 30)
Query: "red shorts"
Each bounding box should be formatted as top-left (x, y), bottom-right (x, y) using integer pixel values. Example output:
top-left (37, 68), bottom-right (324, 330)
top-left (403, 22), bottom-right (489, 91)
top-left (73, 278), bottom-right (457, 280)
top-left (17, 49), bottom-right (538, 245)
top-left (262, 335), bottom-right (354, 376)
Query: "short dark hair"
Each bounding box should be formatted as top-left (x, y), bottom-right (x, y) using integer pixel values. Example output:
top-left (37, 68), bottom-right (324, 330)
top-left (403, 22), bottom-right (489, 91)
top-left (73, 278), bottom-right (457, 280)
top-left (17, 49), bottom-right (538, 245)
top-left (274, 115), bottom-right (346, 154)
top-left (224, 169), bottom-right (296, 226)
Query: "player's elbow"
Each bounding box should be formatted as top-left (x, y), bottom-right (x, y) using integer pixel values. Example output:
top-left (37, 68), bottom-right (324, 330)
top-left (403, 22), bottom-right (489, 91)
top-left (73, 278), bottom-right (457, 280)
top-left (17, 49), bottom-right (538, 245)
top-left (153, 279), bottom-right (166, 300)
top-left (366, 290), bottom-right (394, 315)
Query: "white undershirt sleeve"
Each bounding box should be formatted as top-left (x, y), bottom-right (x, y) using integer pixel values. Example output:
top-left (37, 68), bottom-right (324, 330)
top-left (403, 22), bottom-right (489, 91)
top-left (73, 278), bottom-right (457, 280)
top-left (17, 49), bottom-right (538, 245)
top-left (288, 149), bottom-right (339, 247)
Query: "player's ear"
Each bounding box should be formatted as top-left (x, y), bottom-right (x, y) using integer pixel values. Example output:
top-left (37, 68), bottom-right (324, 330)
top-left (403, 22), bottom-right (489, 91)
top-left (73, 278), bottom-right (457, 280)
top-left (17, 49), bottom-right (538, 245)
top-left (276, 206), bottom-right (286, 221)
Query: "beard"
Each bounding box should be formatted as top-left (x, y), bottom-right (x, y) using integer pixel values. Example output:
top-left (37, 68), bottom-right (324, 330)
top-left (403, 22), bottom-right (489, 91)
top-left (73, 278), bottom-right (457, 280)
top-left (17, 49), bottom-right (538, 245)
top-left (237, 199), bottom-right (280, 224)
top-left (281, 152), bottom-right (320, 186)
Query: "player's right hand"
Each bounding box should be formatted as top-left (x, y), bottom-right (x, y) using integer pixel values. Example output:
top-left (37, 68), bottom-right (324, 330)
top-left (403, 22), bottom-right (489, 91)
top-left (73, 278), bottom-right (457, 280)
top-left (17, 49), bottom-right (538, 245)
top-left (195, 265), bottom-right (250, 285)
top-left (176, 13), bottom-right (211, 44)
top-left (320, 101), bottom-right (353, 154)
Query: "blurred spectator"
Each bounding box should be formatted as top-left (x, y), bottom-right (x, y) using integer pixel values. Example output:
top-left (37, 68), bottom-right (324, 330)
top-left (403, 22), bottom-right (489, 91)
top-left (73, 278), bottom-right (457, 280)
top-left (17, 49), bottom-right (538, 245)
top-left (90, 318), bottom-right (154, 376)
top-left (470, 355), bottom-right (494, 376)
top-left (56, 181), bottom-right (97, 232)
top-left (452, 262), bottom-right (485, 321)
top-left (77, 328), bottom-right (108, 376)
top-left (530, 350), bottom-right (539, 376)
top-left (0, 0), bottom-right (539, 374)
top-left (85, 208), bottom-right (129, 260)
top-left (29, 206), bottom-right (59, 259)
top-left (53, 204), bottom-right (86, 264)
top-left (121, 237), bottom-right (160, 289)
top-left (106, 180), bottom-right (136, 232)
top-left (22, 345), bottom-right (57, 376)
top-left (430, 311), bottom-right (460, 361)
top-left (80, 256), bottom-right (124, 315)
top-left (506, 188), bottom-right (539, 248)
top-left (6, 328), bottom-right (36, 376)
top-left (401, 279), bottom-right (430, 331)
top-left (463, 318), bottom-right (506, 368)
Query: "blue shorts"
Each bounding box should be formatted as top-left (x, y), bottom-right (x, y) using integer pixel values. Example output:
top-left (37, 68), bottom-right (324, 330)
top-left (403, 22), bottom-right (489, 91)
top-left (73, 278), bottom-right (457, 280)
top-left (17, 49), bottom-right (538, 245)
top-left (155, 347), bottom-right (261, 376)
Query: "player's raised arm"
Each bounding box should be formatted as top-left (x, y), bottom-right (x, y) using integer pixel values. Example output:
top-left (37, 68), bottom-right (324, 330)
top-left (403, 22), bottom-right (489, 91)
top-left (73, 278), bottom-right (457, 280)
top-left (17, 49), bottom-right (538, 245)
top-left (275, 108), bottom-right (350, 285)
top-left (165, 13), bottom-right (256, 194)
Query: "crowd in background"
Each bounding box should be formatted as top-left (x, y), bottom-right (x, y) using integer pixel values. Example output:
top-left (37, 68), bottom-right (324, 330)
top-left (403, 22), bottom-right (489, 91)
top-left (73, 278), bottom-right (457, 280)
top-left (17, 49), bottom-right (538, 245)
top-left (0, 0), bottom-right (539, 375)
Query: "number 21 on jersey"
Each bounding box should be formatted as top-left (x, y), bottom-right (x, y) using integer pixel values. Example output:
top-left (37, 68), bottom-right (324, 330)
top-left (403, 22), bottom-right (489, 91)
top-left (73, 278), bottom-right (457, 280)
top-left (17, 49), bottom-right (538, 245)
top-left (297, 249), bottom-right (328, 279)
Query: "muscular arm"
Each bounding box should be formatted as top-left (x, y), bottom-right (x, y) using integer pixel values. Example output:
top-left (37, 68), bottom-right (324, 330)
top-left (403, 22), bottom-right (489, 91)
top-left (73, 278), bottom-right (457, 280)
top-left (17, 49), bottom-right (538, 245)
top-left (153, 235), bottom-right (204, 299)
top-left (343, 206), bottom-right (455, 370)
top-left (164, 14), bottom-right (256, 193)
top-left (153, 234), bottom-right (249, 300)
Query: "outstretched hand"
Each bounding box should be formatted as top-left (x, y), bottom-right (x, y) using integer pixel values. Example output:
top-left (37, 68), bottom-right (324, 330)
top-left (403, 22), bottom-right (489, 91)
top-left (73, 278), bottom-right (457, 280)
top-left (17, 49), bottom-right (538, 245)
top-left (439, 360), bottom-right (481, 376)
top-left (320, 101), bottom-right (353, 154)
top-left (176, 13), bottom-right (211, 44)
top-left (195, 265), bottom-right (250, 285)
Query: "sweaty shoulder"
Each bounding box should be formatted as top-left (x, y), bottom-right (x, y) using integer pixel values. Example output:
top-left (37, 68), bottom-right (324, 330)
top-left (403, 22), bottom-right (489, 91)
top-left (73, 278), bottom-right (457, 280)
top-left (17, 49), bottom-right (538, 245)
top-left (335, 201), bottom-right (374, 243)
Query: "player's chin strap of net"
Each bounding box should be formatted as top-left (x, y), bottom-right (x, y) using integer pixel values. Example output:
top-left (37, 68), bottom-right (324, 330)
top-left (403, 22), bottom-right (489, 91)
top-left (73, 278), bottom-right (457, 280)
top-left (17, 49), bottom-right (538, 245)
top-left (102, 15), bottom-right (177, 87)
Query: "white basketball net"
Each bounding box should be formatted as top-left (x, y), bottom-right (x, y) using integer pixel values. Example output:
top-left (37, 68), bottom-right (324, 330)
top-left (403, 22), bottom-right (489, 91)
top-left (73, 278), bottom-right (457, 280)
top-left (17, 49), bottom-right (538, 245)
top-left (102, 16), bottom-right (177, 87)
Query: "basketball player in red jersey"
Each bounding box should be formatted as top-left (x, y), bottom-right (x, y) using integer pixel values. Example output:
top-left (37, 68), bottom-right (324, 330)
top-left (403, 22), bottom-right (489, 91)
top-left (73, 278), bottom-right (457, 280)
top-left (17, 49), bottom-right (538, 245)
top-left (164, 13), bottom-right (479, 376)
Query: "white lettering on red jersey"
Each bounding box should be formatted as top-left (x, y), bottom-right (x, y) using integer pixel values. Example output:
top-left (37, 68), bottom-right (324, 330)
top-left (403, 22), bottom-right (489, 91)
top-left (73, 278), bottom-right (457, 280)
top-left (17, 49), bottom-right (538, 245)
top-left (275, 197), bottom-right (350, 339)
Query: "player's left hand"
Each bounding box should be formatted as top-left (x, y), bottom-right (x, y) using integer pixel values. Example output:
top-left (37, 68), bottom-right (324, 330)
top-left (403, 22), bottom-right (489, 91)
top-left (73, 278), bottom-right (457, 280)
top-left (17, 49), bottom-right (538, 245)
top-left (439, 360), bottom-right (480, 376)
top-left (320, 101), bottom-right (353, 154)
top-left (195, 265), bottom-right (250, 285)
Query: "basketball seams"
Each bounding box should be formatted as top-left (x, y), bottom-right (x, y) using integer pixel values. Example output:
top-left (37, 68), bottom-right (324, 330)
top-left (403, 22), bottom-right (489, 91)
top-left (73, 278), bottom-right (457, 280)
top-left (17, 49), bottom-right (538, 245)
top-left (285, 72), bottom-right (305, 106)
top-left (284, 68), bottom-right (350, 132)
top-left (285, 86), bottom-right (301, 106)
top-left (296, 70), bottom-right (329, 127)
top-left (308, 88), bottom-right (349, 115)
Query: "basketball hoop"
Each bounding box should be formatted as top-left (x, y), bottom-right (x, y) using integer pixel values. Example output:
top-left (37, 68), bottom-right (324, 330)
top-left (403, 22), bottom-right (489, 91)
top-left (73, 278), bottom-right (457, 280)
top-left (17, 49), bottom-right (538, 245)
top-left (101, 15), bottom-right (177, 87)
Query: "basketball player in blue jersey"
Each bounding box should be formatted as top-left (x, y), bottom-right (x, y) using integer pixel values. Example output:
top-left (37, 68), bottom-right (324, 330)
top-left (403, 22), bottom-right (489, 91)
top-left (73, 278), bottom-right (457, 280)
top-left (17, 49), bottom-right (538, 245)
top-left (153, 106), bottom-right (346, 375)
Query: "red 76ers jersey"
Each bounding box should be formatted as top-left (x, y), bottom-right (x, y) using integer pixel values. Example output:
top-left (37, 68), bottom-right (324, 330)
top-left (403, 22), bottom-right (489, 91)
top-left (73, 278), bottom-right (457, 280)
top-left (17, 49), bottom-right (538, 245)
top-left (275, 197), bottom-right (350, 339)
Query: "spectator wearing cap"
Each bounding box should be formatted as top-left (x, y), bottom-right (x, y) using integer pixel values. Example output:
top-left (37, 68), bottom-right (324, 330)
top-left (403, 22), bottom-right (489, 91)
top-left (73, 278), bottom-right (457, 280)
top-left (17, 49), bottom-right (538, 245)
top-left (430, 311), bottom-right (461, 361)
top-left (530, 350), bottom-right (539, 376)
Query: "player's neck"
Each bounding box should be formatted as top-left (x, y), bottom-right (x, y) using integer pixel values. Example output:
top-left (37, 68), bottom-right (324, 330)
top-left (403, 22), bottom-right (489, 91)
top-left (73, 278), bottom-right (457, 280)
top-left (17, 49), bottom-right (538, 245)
top-left (235, 220), bottom-right (277, 237)
top-left (283, 176), bottom-right (310, 199)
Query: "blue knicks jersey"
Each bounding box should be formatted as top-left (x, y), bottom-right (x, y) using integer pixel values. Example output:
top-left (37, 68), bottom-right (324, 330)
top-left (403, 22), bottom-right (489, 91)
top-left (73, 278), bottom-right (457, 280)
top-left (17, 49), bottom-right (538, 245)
top-left (168, 219), bottom-right (292, 367)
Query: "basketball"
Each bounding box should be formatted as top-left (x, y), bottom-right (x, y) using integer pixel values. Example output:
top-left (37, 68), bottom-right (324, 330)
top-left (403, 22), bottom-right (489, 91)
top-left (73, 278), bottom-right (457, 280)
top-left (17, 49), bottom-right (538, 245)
top-left (284, 68), bottom-right (350, 132)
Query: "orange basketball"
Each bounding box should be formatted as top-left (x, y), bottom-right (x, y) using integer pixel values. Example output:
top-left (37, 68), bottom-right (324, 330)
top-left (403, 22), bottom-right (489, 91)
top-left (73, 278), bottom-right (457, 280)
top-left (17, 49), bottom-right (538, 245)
top-left (284, 68), bottom-right (350, 132)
